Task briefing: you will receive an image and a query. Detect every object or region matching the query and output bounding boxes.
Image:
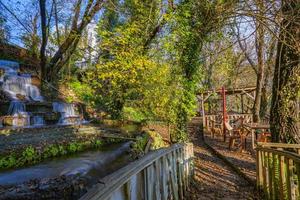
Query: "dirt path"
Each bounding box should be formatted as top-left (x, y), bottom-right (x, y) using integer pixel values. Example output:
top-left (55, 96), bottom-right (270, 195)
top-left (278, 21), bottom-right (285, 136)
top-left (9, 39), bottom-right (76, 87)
top-left (187, 118), bottom-right (258, 200)
top-left (204, 133), bottom-right (256, 183)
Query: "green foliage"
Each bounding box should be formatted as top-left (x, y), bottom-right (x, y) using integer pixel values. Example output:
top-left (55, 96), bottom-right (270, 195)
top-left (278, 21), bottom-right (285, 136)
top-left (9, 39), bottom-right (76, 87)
top-left (68, 0), bottom-right (234, 142)
top-left (21, 146), bottom-right (38, 163)
top-left (132, 131), bottom-right (167, 156)
top-left (94, 140), bottom-right (103, 148)
top-left (0, 15), bottom-right (9, 42)
top-left (83, 0), bottom-right (179, 122)
top-left (0, 154), bottom-right (17, 169)
top-left (0, 138), bottom-right (113, 170)
top-left (147, 131), bottom-right (167, 150)
top-left (132, 134), bottom-right (149, 153)
top-left (122, 107), bottom-right (147, 122)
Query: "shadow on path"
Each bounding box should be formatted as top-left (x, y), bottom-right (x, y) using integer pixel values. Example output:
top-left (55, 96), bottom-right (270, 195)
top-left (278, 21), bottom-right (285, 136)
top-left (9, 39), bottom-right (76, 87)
top-left (186, 118), bottom-right (259, 200)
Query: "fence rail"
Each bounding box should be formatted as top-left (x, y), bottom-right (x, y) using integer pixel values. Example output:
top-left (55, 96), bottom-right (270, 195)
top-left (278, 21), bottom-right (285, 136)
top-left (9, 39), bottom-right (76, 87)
top-left (80, 143), bottom-right (194, 200)
top-left (203, 114), bottom-right (253, 128)
top-left (256, 143), bottom-right (300, 200)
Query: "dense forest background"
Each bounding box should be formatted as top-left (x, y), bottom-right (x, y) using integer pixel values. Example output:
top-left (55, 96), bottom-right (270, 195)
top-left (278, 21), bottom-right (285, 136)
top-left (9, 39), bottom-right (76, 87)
top-left (0, 0), bottom-right (299, 143)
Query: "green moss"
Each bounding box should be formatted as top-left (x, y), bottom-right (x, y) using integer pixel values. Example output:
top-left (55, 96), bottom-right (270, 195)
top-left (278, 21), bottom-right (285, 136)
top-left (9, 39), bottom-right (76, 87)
top-left (132, 134), bottom-right (149, 153)
top-left (147, 131), bottom-right (167, 150)
top-left (0, 138), bottom-right (125, 170)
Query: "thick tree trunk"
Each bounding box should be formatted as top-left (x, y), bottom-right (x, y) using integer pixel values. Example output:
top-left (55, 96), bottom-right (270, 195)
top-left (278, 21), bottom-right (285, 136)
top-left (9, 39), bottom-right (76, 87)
top-left (270, 0), bottom-right (300, 143)
top-left (44, 0), bottom-right (105, 82)
top-left (39, 0), bottom-right (48, 81)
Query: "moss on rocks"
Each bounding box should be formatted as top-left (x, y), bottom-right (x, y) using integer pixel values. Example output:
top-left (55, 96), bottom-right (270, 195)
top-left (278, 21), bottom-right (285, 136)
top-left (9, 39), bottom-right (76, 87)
top-left (0, 138), bottom-right (118, 170)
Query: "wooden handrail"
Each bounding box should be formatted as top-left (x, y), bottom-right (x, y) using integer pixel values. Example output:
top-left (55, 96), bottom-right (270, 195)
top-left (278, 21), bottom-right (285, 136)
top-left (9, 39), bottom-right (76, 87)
top-left (256, 147), bottom-right (300, 163)
top-left (257, 142), bottom-right (300, 149)
top-left (80, 143), bottom-right (193, 200)
top-left (256, 145), bottom-right (300, 199)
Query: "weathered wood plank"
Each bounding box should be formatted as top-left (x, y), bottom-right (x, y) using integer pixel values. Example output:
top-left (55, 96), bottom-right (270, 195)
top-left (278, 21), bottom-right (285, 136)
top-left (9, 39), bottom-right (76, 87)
top-left (268, 152), bottom-right (273, 199)
top-left (80, 143), bottom-right (193, 200)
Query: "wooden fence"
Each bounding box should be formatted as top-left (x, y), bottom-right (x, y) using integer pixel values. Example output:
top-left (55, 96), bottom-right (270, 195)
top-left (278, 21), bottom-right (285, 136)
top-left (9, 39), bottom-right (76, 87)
top-left (203, 114), bottom-right (253, 128)
top-left (256, 143), bottom-right (300, 200)
top-left (80, 143), bottom-right (194, 200)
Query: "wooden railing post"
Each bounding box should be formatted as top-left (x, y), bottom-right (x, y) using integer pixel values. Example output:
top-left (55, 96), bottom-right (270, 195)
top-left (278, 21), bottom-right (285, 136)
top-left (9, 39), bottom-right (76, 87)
top-left (257, 149), bottom-right (263, 189)
top-left (256, 145), bottom-right (300, 200)
top-left (80, 143), bottom-right (194, 200)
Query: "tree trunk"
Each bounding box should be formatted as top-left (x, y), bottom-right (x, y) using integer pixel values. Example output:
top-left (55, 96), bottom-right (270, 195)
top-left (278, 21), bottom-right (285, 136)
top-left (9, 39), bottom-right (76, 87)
top-left (260, 38), bottom-right (276, 119)
top-left (44, 0), bottom-right (104, 82)
top-left (252, 0), bottom-right (265, 123)
top-left (39, 0), bottom-right (48, 81)
top-left (53, 0), bottom-right (60, 45)
top-left (270, 0), bottom-right (300, 143)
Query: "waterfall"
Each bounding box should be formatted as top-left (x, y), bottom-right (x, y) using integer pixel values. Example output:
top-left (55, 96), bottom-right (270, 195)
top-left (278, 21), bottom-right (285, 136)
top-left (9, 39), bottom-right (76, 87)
top-left (7, 101), bottom-right (30, 127)
top-left (32, 115), bottom-right (45, 126)
top-left (2, 75), bottom-right (43, 101)
top-left (0, 60), bottom-right (43, 101)
top-left (8, 101), bottom-right (26, 115)
top-left (0, 60), bottom-right (19, 82)
top-left (53, 102), bottom-right (81, 125)
top-left (0, 60), bottom-right (46, 127)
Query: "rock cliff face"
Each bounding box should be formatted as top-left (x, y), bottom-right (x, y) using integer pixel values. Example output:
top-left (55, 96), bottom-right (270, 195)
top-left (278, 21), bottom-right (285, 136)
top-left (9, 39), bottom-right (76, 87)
top-left (0, 42), bottom-right (40, 75)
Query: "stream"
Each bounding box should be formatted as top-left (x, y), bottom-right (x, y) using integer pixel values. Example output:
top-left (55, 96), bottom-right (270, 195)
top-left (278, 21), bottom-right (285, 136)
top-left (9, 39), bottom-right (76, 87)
top-left (0, 142), bottom-right (132, 186)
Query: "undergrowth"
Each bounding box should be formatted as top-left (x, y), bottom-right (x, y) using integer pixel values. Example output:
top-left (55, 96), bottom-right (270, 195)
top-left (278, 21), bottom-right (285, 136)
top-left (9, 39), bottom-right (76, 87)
top-left (0, 139), bottom-right (115, 170)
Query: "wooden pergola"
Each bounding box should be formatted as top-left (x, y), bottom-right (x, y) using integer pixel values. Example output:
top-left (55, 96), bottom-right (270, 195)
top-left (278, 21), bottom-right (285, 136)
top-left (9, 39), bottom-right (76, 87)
top-left (198, 86), bottom-right (256, 113)
top-left (197, 86), bottom-right (256, 131)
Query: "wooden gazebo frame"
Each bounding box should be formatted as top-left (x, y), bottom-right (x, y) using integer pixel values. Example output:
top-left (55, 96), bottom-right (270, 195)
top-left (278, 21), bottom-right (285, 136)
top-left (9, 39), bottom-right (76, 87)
top-left (198, 86), bottom-right (256, 134)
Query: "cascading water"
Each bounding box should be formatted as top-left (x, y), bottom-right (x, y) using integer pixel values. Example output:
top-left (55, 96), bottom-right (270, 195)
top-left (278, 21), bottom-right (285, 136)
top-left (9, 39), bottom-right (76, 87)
top-left (52, 102), bottom-right (81, 125)
top-left (32, 115), bottom-right (45, 126)
top-left (7, 101), bottom-right (30, 127)
top-left (0, 60), bottom-right (43, 101)
top-left (0, 60), bottom-right (18, 82)
top-left (0, 60), bottom-right (45, 127)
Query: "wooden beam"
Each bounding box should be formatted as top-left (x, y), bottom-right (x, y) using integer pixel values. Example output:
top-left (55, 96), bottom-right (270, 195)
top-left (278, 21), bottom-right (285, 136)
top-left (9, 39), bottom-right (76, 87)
top-left (241, 89), bottom-right (255, 100)
top-left (241, 94), bottom-right (244, 113)
top-left (201, 94), bottom-right (206, 127)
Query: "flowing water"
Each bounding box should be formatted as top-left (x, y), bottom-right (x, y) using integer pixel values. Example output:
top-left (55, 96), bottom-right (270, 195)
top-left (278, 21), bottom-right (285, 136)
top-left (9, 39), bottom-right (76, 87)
top-left (0, 60), bottom-right (45, 127)
top-left (0, 60), bottom-right (85, 127)
top-left (0, 60), bottom-right (43, 102)
top-left (7, 101), bottom-right (30, 127)
top-left (52, 102), bottom-right (82, 125)
top-left (32, 115), bottom-right (45, 126)
top-left (0, 142), bottom-right (132, 186)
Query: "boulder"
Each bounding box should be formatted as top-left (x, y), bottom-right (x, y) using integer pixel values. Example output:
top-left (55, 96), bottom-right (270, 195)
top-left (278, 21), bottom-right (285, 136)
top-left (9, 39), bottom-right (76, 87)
top-left (31, 75), bottom-right (41, 87)
top-left (16, 94), bottom-right (26, 101)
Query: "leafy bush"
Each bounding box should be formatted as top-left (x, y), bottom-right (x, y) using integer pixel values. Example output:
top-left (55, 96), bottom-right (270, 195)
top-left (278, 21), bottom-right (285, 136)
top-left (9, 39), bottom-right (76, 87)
top-left (122, 107), bottom-right (147, 122)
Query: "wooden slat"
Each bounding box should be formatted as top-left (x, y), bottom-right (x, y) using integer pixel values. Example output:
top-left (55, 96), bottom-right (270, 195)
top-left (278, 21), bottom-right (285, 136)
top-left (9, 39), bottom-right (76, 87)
top-left (257, 150), bottom-right (263, 189)
top-left (80, 143), bottom-right (193, 200)
top-left (273, 153), bottom-right (279, 200)
top-left (279, 154), bottom-right (286, 200)
top-left (286, 157), bottom-right (292, 200)
top-left (268, 152), bottom-right (274, 199)
top-left (257, 147), bottom-right (300, 200)
top-left (256, 147), bottom-right (300, 163)
top-left (296, 162), bottom-right (300, 199)
top-left (262, 151), bottom-right (268, 197)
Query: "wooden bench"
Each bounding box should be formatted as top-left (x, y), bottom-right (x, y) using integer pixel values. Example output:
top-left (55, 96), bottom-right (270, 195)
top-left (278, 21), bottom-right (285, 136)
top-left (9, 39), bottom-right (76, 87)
top-left (225, 118), bottom-right (248, 151)
top-left (210, 126), bottom-right (222, 138)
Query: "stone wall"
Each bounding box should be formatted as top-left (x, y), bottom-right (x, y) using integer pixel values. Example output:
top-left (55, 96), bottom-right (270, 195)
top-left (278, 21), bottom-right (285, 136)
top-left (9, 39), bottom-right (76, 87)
top-left (0, 42), bottom-right (40, 75)
top-left (0, 124), bottom-right (130, 156)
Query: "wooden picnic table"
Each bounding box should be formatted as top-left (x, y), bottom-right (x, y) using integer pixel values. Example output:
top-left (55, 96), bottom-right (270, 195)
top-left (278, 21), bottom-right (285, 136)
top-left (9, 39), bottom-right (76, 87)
top-left (243, 123), bottom-right (270, 149)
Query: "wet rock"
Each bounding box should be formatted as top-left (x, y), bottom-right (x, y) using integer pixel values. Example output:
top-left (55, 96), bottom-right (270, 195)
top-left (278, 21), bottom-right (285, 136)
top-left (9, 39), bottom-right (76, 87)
top-left (16, 94), bottom-right (26, 101)
top-left (0, 175), bottom-right (90, 200)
